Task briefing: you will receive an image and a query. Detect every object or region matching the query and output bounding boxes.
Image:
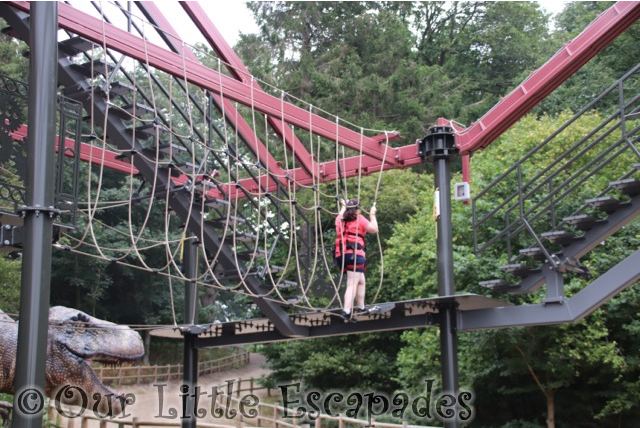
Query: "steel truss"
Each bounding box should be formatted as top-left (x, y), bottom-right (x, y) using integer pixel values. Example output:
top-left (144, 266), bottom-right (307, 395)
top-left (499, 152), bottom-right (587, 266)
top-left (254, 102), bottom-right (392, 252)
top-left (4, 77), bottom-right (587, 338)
top-left (3, 1), bottom-right (639, 197)
top-left (2, 3), bottom-right (640, 427)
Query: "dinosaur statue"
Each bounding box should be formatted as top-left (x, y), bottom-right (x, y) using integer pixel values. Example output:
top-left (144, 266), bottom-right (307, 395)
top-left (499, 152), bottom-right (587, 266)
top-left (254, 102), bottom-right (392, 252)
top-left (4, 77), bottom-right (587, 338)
top-left (0, 306), bottom-right (144, 422)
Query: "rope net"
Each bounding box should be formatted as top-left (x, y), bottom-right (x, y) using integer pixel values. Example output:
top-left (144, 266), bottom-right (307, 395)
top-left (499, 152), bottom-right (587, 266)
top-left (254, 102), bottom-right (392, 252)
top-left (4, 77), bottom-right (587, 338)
top-left (50, 1), bottom-right (398, 327)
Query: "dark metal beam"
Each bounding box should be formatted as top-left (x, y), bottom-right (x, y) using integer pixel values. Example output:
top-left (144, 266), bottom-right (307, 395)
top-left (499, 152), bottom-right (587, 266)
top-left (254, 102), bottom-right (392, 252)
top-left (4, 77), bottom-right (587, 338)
top-left (6, 1), bottom-right (398, 166)
top-left (512, 194), bottom-right (640, 294)
top-left (0, 3), bottom-right (309, 339)
top-left (195, 313), bottom-right (437, 348)
top-left (11, 3), bottom-right (58, 428)
top-left (458, 248), bottom-right (640, 330)
top-left (422, 126), bottom-right (460, 428)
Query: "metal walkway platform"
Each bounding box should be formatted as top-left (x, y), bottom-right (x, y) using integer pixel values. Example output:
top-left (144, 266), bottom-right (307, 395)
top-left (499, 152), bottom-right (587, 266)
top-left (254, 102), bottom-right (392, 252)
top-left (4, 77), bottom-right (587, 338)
top-left (151, 294), bottom-right (510, 347)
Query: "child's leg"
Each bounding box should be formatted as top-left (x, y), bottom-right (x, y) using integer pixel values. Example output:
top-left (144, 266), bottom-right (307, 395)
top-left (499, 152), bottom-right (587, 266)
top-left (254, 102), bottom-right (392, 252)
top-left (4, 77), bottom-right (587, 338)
top-left (343, 271), bottom-right (359, 314)
top-left (355, 272), bottom-right (366, 309)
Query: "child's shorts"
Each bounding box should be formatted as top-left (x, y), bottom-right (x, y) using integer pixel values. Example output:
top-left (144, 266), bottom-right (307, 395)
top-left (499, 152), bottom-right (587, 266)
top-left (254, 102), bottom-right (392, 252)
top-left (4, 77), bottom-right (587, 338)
top-left (334, 253), bottom-right (366, 273)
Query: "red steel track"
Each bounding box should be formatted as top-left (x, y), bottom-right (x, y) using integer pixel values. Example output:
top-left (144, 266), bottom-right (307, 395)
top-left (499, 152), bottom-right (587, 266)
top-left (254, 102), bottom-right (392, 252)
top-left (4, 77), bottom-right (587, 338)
top-left (6, 1), bottom-right (640, 198)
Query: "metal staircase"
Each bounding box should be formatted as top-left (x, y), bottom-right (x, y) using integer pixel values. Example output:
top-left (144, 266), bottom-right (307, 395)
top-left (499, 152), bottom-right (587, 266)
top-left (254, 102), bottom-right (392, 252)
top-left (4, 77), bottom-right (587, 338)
top-left (473, 63), bottom-right (640, 304)
top-left (0, 4), bottom-right (315, 337)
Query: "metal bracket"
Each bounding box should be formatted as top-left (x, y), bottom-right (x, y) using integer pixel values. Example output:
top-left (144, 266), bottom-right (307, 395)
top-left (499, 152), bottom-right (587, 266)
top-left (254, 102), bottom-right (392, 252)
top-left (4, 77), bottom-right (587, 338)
top-left (16, 205), bottom-right (61, 219)
top-left (556, 257), bottom-right (591, 279)
top-left (0, 224), bottom-right (22, 249)
top-left (543, 265), bottom-right (565, 304)
top-left (180, 325), bottom-right (208, 335)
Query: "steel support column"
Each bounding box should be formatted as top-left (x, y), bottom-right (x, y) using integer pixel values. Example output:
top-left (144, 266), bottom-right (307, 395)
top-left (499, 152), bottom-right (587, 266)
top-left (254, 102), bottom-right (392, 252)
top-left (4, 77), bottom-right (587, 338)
top-left (11, 3), bottom-right (58, 428)
top-left (182, 237), bottom-right (198, 428)
top-left (420, 126), bottom-right (459, 428)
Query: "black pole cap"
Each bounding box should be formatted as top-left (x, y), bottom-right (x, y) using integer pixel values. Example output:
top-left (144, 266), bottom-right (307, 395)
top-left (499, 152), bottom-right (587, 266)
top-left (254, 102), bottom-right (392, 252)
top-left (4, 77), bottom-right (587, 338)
top-left (418, 126), bottom-right (458, 162)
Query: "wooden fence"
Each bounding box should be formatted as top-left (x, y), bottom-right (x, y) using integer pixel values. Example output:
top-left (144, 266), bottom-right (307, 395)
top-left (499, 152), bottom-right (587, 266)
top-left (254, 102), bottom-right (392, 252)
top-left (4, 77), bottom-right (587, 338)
top-left (91, 350), bottom-right (250, 386)
top-left (47, 385), bottom-right (437, 428)
top-left (232, 397), bottom-right (438, 428)
top-left (213, 376), bottom-right (273, 397)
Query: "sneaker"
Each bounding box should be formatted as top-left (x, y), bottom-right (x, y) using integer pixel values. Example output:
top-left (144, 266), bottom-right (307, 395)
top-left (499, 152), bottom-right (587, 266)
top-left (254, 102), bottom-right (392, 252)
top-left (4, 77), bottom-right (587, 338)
top-left (340, 311), bottom-right (358, 323)
top-left (355, 306), bottom-right (368, 314)
top-left (367, 305), bottom-right (381, 314)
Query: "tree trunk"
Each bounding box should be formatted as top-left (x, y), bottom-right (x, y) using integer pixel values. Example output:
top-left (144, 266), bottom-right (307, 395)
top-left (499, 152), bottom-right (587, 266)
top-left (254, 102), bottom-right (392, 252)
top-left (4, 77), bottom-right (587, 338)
top-left (143, 330), bottom-right (151, 365)
top-left (545, 388), bottom-right (555, 428)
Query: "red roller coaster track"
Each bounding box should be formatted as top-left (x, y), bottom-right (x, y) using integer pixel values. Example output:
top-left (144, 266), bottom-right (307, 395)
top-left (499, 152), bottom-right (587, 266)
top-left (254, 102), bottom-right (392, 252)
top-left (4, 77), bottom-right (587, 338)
top-left (8, 1), bottom-right (640, 198)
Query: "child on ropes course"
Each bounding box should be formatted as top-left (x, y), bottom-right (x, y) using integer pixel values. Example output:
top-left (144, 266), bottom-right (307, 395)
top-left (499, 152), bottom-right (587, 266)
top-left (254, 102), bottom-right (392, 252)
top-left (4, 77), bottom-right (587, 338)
top-left (335, 198), bottom-right (379, 322)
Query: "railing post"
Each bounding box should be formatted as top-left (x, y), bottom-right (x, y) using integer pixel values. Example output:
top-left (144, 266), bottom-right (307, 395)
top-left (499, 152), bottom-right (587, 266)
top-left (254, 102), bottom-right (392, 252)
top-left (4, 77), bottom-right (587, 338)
top-left (618, 79), bottom-right (640, 158)
top-left (274, 406), bottom-right (279, 428)
top-left (315, 417), bottom-right (322, 428)
top-left (517, 163), bottom-right (525, 217)
top-left (47, 405), bottom-right (55, 428)
top-left (549, 180), bottom-right (556, 228)
top-left (11, 4), bottom-right (58, 428)
top-left (505, 211), bottom-right (512, 260)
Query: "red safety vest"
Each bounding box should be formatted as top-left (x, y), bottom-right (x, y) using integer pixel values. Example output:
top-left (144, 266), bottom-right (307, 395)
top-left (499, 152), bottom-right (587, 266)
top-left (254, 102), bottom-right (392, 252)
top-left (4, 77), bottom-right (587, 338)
top-left (335, 217), bottom-right (366, 257)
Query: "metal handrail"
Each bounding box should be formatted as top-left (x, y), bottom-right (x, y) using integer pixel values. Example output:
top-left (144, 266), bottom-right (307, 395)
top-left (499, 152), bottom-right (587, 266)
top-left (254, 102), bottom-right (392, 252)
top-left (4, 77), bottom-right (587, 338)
top-left (480, 133), bottom-right (639, 256)
top-left (475, 92), bottom-right (640, 229)
top-left (474, 63), bottom-right (640, 201)
top-left (473, 62), bottom-right (640, 257)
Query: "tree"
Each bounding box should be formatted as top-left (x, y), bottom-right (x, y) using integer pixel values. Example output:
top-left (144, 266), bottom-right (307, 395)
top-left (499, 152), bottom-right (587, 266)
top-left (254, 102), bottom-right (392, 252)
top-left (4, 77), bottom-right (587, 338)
top-left (536, 1), bottom-right (640, 115)
top-left (391, 113), bottom-right (640, 426)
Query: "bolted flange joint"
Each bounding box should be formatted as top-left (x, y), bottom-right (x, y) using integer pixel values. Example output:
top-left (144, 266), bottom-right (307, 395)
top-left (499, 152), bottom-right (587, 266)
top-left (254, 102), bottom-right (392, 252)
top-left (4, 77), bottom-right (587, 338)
top-left (17, 204), bottom-right (61, 219)
top-left (418, 126), bottom-right (458, 162)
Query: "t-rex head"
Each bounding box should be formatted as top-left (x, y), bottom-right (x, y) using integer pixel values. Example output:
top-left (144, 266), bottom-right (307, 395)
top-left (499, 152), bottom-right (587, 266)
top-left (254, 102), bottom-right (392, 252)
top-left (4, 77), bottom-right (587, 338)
top-left (46, 307), bottom-right (144, 415)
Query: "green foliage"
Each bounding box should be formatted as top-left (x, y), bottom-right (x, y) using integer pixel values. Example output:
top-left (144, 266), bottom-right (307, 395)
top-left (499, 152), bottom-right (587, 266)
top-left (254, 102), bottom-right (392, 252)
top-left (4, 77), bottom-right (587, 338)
top-left (243, 3), bottom-right (640, 425)
top-left (262, 332), bottom-right (403, 393)
top-left (0, 19), bottom-right (28, 80)
top-left (0, 255), bottom-right (21, 313)
top-left (0, 1), bottom-right (637, 425)
top-left (536, 2), bottom-right (640, 115)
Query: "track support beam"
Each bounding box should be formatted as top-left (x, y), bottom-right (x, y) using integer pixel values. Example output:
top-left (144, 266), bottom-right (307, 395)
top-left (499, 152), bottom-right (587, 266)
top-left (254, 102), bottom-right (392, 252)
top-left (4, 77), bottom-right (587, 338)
top-left (182, 236), bottom-right (199, 428)
top-left (421, 126), bottom-right (460, 428)
top-left (11, 3), bottom-right (58, 428)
